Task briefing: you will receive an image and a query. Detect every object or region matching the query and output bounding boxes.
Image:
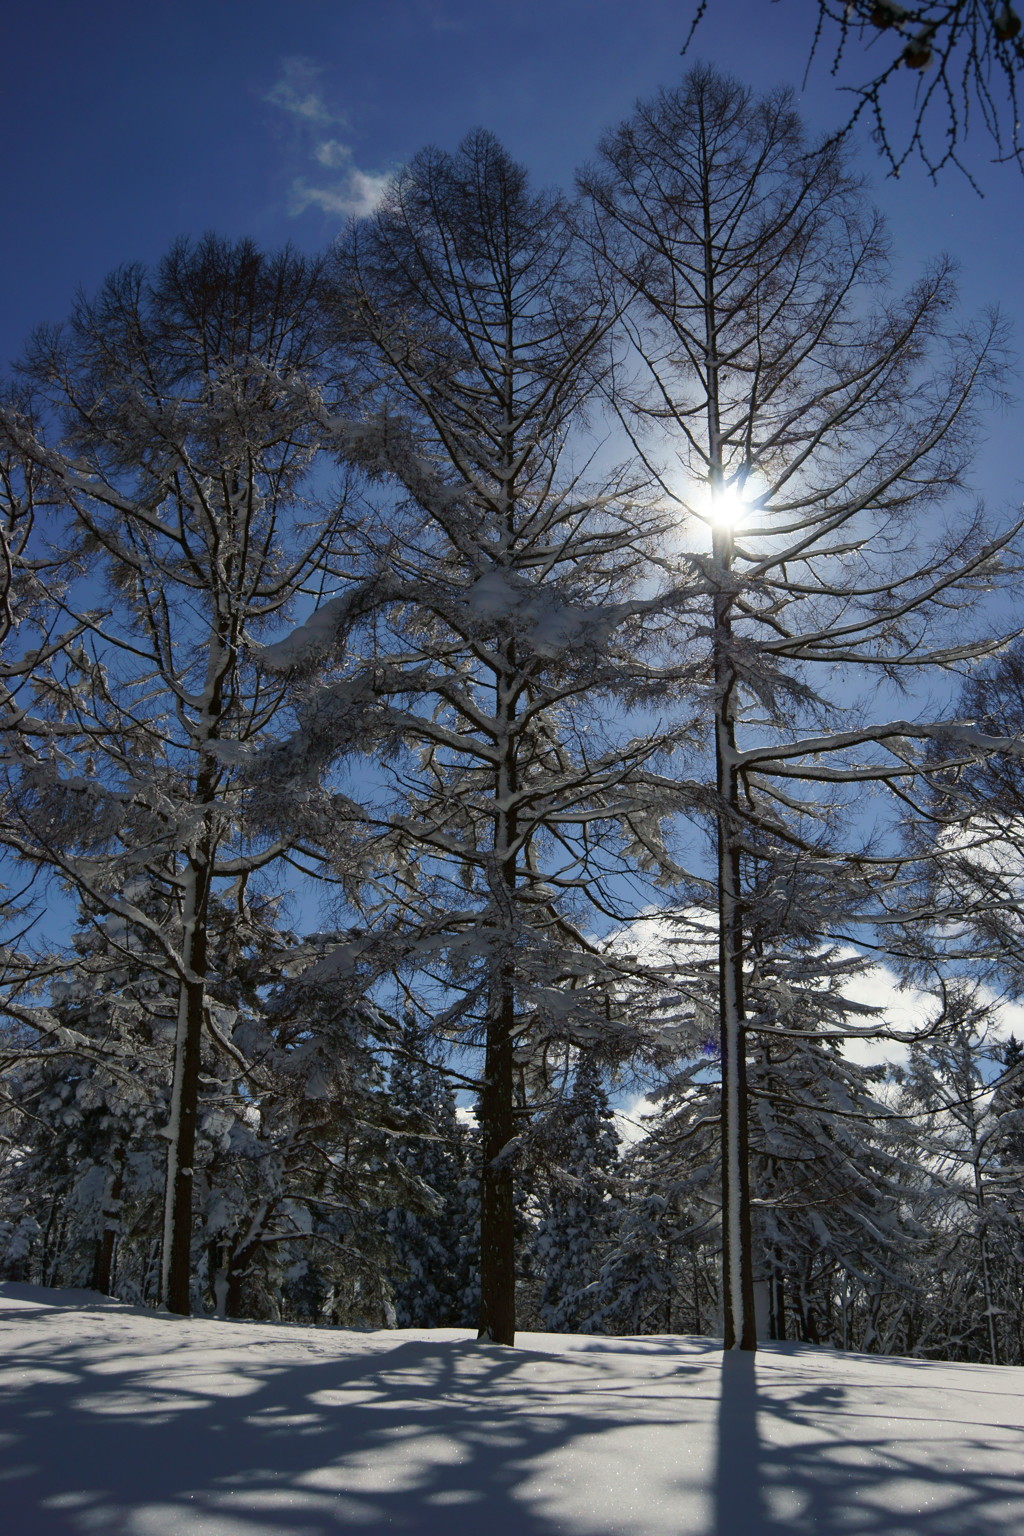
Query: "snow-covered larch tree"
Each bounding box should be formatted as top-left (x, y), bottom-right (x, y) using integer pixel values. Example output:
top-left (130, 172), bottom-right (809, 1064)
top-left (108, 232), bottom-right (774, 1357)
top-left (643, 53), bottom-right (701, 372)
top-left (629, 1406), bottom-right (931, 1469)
top-left (0, 405), bottom-right (39, 663)
top-left (0, 236), bottom-right (356, 1315)
top-left (582, 65), bottom-right (1020, 1350)
top-left (261, 132), bottom-right (698, 1344)
top-left (0, 389), bottom-right (77, 1029)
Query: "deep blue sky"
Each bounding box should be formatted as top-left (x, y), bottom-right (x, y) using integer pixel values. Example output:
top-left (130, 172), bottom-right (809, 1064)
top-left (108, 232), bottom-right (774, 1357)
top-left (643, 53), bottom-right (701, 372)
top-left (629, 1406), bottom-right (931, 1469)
top-left (2, 0), bottom-right (1020, 999)
top-left (2, 0), bottom-right (1020, 499)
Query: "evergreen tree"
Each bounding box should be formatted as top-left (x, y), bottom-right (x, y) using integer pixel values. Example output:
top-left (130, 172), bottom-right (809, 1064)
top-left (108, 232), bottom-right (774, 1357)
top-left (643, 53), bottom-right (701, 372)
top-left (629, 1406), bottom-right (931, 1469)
top-left (909, 639), bottom-right (1024, 994)
top-left (895, 988), bottom-right (1010, 1363)
top-left (525, 1057), bottom-right (622, 1332)
top-left (987, 1036), bottom-right (1024, 1363)
top-left (582, 1094), bottom-right (718, 1337)
top-left (384, 1031), bottom-right (478, 1327)
top-left (0, 887), bottom-right (412, 1322)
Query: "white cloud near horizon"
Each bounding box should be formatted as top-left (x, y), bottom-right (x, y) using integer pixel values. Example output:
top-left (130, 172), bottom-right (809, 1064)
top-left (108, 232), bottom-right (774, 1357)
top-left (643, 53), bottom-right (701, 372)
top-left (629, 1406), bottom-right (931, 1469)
top-left (611, 907), bottom-right (1024, 1072)
top-left (265, 57), bottom-right (391, 222)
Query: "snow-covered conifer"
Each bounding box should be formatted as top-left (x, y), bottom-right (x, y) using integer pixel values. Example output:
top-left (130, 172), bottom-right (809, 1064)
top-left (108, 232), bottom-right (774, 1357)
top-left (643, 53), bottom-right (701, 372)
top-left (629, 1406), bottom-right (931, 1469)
top-left (262, 133), bottom-right (696, 1343)
top-left (583, 65), bottom-right (1020, 1349)
top-left (383, 1029), bottom-right (478, 1327)
top-left (892, 988), bottom-right (1023, 1363)
top-left (524, 1056), bottom-right (623, 1332)
top-left (0, 237), bottom-right (355, 1313)
top-left (0, 885), bottom-right (414, 1322)
top-left (903, 640), bottom-right (1024, 993)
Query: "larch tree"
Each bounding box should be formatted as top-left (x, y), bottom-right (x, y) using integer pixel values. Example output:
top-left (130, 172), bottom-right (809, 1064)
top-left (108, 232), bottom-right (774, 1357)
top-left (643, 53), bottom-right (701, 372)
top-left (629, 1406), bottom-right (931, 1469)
top-left (260, 130), bottom-right (696, 1344)
top-left (0, 407), bottom-right (38, 661)
top-left (0, 236), bottom-right (356, 1315)
top-left (583, 64), bottom-right (1019, 1350)
top-left (0, 390), bottom-right (76, 1034)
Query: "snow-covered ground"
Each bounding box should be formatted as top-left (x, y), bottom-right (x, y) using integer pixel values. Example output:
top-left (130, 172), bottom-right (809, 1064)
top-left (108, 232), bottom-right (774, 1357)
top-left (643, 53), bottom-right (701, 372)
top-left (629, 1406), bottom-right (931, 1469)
top-left (2, 1285), bottom-right (1023, 1535)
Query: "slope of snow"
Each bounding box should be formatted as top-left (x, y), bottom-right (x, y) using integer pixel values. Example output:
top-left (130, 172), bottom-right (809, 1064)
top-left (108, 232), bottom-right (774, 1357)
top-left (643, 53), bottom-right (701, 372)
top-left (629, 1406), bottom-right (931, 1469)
top-left (2, 1284), bottom-right (1023, 1535)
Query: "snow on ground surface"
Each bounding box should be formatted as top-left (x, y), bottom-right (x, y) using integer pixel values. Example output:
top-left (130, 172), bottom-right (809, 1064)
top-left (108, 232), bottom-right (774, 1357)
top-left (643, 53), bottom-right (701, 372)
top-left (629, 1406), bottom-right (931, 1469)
top-left (2, 1286), bottom-right (1024, 1535)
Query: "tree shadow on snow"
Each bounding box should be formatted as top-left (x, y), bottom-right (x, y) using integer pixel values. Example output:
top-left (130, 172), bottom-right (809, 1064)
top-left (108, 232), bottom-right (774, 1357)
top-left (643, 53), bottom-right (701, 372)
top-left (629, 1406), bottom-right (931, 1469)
top-left (0, 1318), bottom-right (696, 1536)
top-left (712, 1342), bottom-right (1024, 1536)
top-left (2, 1296), bottom-right (1023, 1536)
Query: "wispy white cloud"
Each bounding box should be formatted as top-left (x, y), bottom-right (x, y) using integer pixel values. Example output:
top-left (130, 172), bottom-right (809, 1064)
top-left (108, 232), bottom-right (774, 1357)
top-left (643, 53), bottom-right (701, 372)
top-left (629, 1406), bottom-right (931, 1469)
top-left (265, 57), bottom-right (391, 222)
top-left (314, 138), bottom-right (352, 169)
top-left (264, 57), bottom-right (336, 126)
top-left (289, 162), bottom-right (391, 222)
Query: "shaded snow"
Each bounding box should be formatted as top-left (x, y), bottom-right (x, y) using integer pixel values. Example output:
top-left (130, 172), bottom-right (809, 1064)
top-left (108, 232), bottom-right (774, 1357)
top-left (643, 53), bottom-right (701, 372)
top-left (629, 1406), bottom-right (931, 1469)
top-left (2, 1284), bottom-right (1024, 1534)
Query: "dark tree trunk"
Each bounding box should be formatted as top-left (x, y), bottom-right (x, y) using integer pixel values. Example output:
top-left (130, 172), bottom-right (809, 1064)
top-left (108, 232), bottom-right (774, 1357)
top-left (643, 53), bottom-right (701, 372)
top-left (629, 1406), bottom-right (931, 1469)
top-left (162, 850), bottom-right (212, 1316)
top-left (163, 973), bottom-right (204, 1314)
top-left (770, 1274), bottom-right (787, 1342)
top-left (90, 1147), bottom-right (124, 1296)
top-left (477, 624), bottom-right (520, 1347)
top-left (713, 539), bottom-right (756, 1353)
top-left (477, 973), bottom-right (516, 1344)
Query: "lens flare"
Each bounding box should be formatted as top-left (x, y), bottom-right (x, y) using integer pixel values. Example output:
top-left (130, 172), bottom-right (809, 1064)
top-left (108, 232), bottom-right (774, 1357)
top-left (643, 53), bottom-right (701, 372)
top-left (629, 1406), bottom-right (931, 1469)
top-left (708, 486), bottom-right (748, 527)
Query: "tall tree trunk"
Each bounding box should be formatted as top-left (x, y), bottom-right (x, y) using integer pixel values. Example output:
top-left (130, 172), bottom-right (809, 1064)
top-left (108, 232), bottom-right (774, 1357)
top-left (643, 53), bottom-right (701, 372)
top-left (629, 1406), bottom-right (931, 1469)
top-left (714, 596), bottom-right (756, 1351)
top-left (90, 1145), bottom-right (124, 1296)
top-left (161, 625), bottom-right (226, 1317)
top-left (477, 969), bottom-right (517, 1344)
top-left (478, 614), bottom-right (519, 1346)
top-left (973, 1155), bottom-right (1000, 1365)
top-left (710, 487), bottom-right (756, 1350)
top-left (699, 97), bottom-right (756, 1349)
top-left (161, 853), bottom-right (211, 1315)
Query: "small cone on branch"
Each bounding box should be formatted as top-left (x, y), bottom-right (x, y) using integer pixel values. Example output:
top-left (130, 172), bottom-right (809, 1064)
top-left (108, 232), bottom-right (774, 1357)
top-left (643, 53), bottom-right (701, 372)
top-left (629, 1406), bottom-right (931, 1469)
top-left (994, 4), bottom-right (1021, 40)
top-left (869, 0), bottom-right (906, 27)
top-left (902, 28), bottom-right (934, 67)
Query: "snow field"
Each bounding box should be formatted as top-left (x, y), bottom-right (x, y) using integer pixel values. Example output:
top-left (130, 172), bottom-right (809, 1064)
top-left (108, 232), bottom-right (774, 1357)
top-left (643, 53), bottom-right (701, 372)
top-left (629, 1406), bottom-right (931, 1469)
top-left (2, 1284), bottom-right (1024, 1534)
